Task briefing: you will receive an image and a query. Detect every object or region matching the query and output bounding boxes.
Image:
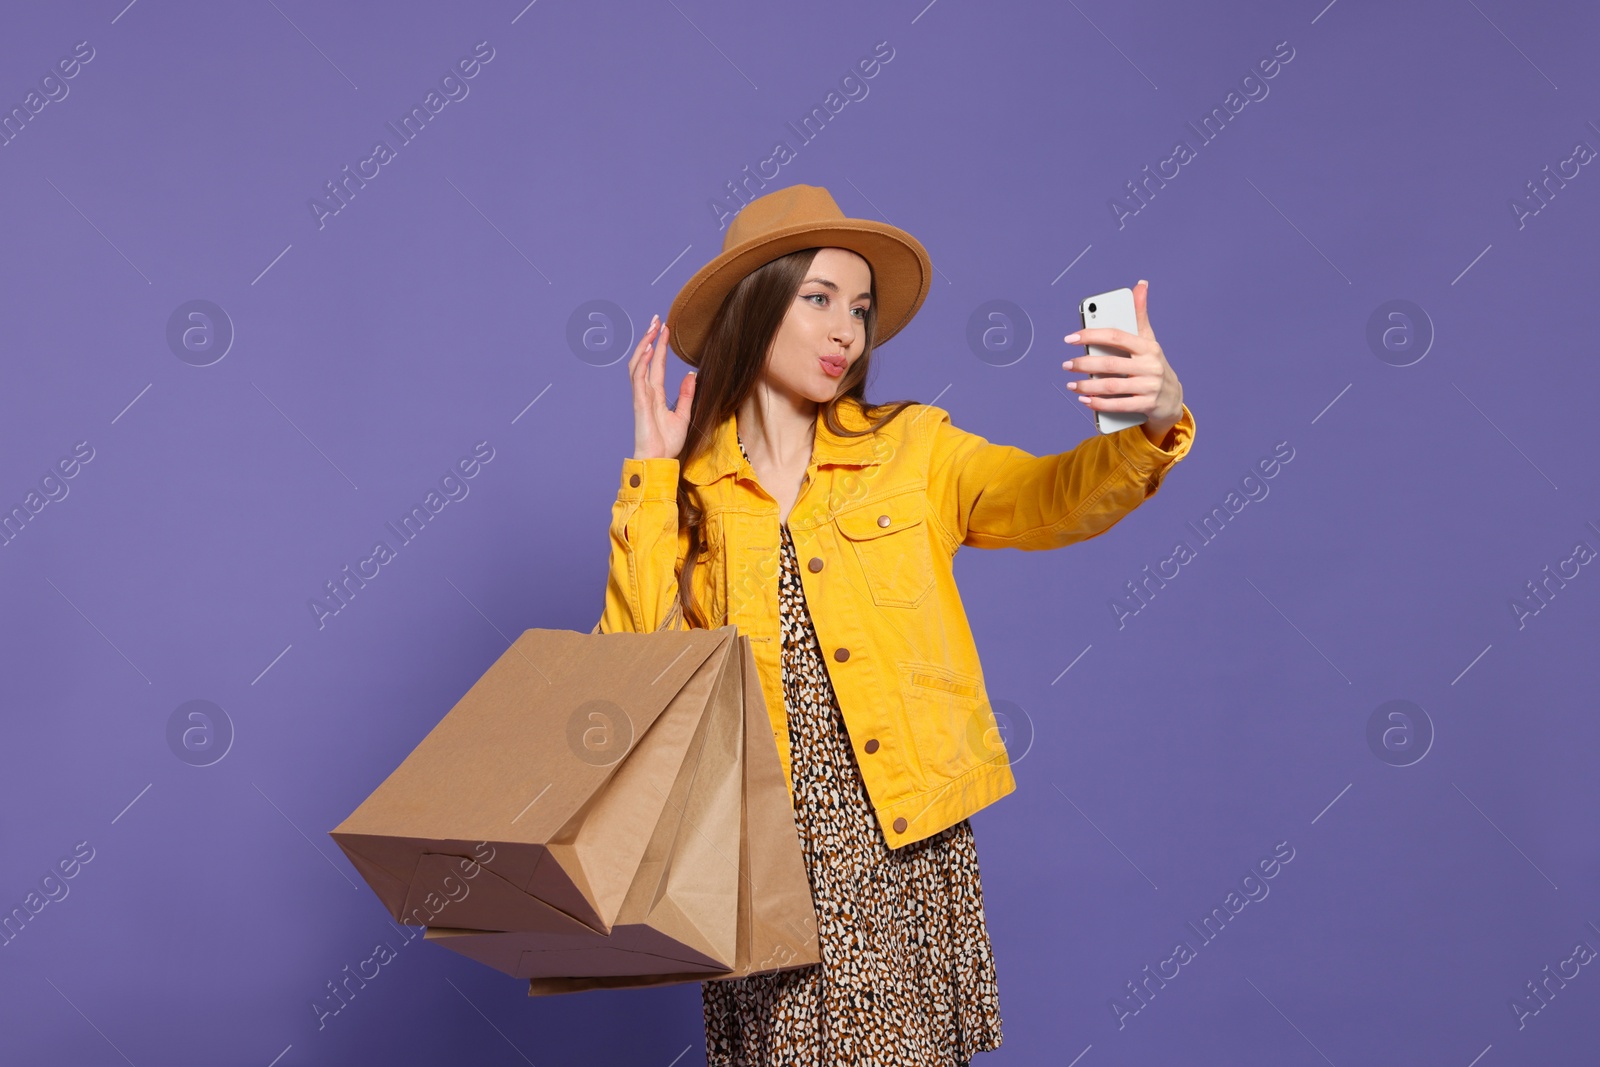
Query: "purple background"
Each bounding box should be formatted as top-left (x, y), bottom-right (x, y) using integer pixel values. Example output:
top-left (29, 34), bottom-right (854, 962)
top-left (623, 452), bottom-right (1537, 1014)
top-left (2, 0), bottom-right (1596, 1063)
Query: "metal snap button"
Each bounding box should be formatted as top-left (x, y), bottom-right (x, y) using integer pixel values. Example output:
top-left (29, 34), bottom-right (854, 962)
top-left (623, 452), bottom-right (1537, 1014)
top-left (877, 514), bottom-right (891, 527)
top-left (629, 474), bottom-right (641, 487)
top-left (864, 738), bottom-right (879, 754)
top-left (808, 557), bottom-right (823, 572)
top-left (892, 817), bottom-right (907, 833)
top-left (833, 647), bottom-right (850, 662)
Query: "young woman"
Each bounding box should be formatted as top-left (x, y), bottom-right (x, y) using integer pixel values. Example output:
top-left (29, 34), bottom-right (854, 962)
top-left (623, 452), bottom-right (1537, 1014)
top-left (599, 185), bottom-right (1194, 1065)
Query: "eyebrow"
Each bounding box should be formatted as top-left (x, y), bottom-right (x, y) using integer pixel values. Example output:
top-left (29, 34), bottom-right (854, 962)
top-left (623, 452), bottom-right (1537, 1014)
top-left (803, 277), bottom-right (871, 301)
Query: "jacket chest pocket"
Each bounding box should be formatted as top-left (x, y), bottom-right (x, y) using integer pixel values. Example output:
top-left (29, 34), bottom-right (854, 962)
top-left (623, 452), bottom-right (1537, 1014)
top-left (835, 494), bottom-right (935, 608)
top-left (693, 513), bottom-right (729, 626)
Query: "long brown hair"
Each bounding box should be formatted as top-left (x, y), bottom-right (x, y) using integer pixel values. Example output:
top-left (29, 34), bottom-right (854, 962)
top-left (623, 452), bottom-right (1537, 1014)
top-left (675, 247), bottom-right (916, 629)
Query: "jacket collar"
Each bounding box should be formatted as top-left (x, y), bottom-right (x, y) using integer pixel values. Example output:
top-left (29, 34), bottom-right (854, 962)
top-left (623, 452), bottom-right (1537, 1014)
top-left (682, 394), bottom-right (885, 486)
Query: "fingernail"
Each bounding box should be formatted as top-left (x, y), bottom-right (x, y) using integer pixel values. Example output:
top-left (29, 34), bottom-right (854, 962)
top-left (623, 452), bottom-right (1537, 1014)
top-left (1137, 279), bottom-right (1148, 286)
top-left (1064, 333), bottom-right (1080, 343)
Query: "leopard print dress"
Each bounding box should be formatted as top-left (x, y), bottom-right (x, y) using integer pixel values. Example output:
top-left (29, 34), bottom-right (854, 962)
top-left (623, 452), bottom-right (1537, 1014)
top-left (701, 436), bottom-right (1003, 1066)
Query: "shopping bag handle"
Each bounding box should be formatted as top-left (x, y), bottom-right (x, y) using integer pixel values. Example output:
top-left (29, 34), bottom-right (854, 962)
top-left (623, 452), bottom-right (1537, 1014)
top-left (589, 596), bottom-right (684, 635)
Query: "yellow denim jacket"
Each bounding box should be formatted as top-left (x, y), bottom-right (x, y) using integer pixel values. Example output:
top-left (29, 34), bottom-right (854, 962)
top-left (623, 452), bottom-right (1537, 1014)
top-left (598, 395), bottom-right (1195, 849)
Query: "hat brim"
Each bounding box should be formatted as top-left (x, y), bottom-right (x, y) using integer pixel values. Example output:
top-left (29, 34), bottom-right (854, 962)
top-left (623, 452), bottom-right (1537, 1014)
top-left (667, 220), bottom-right (932, 368)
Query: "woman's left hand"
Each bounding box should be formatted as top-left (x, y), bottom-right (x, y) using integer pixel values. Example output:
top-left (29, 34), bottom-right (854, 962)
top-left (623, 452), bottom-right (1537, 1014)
top-left (1062, 279), bottom-right (1184, 446)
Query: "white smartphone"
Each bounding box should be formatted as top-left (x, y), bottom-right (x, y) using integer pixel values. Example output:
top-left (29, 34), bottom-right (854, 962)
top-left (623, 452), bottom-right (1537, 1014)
top-left (1078, 287), bottom-right (1147, 435)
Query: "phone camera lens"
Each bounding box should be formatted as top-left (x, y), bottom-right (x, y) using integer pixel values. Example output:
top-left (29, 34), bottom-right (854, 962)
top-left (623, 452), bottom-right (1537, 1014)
top-left (1087, 302), bottom-right (1097, 314)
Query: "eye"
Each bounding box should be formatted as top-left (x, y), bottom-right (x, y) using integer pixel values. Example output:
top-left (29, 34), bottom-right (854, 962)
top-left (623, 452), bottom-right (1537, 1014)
top-left (807, 293), bottom-right (869, 319)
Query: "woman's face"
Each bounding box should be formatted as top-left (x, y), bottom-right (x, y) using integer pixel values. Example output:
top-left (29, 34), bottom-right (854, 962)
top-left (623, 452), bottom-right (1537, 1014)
top-left (761, 247), bottom-right (873, 406)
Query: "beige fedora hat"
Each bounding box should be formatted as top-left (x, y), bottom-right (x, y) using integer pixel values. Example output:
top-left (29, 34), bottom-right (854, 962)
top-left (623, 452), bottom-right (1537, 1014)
top-left (666, 184), bottom-right (932, 368)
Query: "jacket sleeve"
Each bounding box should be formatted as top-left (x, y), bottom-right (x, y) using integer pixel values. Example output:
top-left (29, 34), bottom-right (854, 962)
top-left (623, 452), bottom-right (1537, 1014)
top-left (596, 457), bottom-right (692, 633)
top-left (927, 402), bottom-right (1195, 551)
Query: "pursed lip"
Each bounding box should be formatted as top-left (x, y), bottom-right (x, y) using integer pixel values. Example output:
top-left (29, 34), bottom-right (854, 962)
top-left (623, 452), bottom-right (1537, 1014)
top-left (819, 354), bottom-right (848, 374)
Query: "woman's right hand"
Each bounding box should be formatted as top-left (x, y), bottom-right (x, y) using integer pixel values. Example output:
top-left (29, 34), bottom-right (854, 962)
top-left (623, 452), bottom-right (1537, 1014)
top-left (630, 315), bottom-right (696, 461)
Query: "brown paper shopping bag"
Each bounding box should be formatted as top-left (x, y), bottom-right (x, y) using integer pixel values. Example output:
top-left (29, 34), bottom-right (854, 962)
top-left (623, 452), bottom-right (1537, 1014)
top-left (328, 623), bottom-right (818, 990)
top-left (423, 630), bottom-right (822, 994)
